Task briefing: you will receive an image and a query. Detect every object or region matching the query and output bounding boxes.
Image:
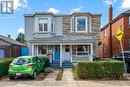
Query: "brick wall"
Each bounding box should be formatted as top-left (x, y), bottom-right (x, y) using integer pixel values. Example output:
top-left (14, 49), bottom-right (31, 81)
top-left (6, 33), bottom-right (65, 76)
top-left (99, 15), bottom-right (130, 58)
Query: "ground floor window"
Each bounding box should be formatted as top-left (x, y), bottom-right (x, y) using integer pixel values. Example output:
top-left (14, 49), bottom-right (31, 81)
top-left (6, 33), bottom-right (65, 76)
top-left (38, 45), bottom-right (47, 54)
top-left (65, 45), bottom-right (70, 52)
top-left (72, 45), bottom-right (91, 56)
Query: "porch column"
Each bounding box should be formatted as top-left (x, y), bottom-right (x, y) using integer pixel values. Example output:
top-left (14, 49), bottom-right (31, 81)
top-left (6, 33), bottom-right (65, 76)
top-left (32, 44), bottom-right (34, 56)
top-left (90, 44), bottom-right (93, 61)
top-left (60, 44), bottom-right (62, 67)
top-left (70, 45), bottom-right (73, 63)
top-left (36, 45), bottom-right (38, 55)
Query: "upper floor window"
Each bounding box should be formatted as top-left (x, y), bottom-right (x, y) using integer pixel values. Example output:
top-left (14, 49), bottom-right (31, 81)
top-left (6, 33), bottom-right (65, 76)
top-left (76, 17), bottom-right (87, 32)
top-left (51, 19), bottom-right (54, 32)
top-left (129, 16), bottom-right (130, 27)
top-left (38, 18), bottom-right (48, 32)
top-left (104, 29), bottom-right (107, 37)
top-left (129, 39), bottom-right (130, 50)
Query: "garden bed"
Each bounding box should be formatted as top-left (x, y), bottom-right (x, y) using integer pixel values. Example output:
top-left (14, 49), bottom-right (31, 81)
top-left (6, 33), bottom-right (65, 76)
top-left (38, 67), bottom-right (53, 80)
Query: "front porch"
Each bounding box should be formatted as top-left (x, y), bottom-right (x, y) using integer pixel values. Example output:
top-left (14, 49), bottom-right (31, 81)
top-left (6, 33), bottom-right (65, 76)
top-left (31, 43), bottom-right (93, 67)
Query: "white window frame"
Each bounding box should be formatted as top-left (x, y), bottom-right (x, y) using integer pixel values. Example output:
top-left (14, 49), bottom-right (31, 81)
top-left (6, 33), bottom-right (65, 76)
top-left (35, 17), bottom-right (54, 33)
top-left (51, 18), bottom-right (54, 32)
top-left (72, 45), bottom-right (91, 56)
top-left (38, 18), bottom-right (48, 32)
top-left (75, 17), bottom-right (88, 32)
top-left (104, 29), bottom-right (107, 37)
top-left (88, 16), bottom-right (92, 33)
top-left (129, 16), bottom-right (130, 26)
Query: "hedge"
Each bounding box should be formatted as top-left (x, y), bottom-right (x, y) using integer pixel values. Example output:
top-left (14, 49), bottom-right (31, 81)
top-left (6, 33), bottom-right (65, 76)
top-left (39, 56), bottom-right (50, 67)
top-left (0, 58), bottom-right (14, 78)
top-left (74, 61), bottom-right (125, 80)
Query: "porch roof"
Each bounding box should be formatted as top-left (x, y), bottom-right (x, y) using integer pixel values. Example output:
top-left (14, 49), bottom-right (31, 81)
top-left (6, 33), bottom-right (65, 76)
top-left (29, 35), bottom-right (95, 44)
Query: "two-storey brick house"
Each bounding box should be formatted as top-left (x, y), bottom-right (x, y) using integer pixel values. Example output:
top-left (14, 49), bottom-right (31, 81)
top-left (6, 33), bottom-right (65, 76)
top-left (98, 5), bottom-right (130, 58)
top-left (24, 12), bottom-right (101, 67)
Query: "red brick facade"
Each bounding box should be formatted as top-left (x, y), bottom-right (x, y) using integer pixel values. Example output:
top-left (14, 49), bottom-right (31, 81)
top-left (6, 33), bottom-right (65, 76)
top-left (99, 11), bottom-right (130, 58)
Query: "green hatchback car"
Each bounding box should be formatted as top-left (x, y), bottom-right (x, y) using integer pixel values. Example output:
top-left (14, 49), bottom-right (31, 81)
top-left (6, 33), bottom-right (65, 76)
top-left (8, 56), bottom-right (44, 79)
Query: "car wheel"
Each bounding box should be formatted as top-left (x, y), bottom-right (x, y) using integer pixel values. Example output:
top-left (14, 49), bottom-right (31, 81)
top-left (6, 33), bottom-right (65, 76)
top-left (9, 76), bottom-right (14, 80)
top-left (32, 71), bottom-right (37, 79)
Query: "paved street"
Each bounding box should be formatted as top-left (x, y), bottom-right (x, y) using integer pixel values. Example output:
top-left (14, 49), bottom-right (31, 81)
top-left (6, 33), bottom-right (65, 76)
top-left (0, 69), bottom-right (130, 87)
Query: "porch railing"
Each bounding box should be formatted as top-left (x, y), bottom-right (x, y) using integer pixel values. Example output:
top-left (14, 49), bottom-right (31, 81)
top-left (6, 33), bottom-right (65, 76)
top-left (72, 55), bottom-right (92, 63)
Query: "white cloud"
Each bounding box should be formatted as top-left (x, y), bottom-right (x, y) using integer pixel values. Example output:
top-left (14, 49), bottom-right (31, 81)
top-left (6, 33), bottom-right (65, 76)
top-left (70, 6), bottom-right (83, 13)
top-left (18, 27), bottom-right (24, 33)
top-left (47, 8), bottom-right (59, 14)
top-left (104, 0), bottom-right (117, 5)
top-left (121, 0), bottom-right (130, 9)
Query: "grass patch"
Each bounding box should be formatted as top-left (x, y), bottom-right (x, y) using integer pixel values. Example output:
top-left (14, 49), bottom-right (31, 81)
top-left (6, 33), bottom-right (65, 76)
top-left (72, 67), bottom-right (79, 80)
top-left (39, 72), bottom-right (49, 80)
top-left (39, 67), bottom-right (53, 80)
top-left (56, 68), bottom-right (63, 81)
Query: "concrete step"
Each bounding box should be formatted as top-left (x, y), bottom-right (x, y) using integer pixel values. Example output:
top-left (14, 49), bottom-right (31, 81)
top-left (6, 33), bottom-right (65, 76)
top-left (62, 61), bottom-right (73, 68)
top-left (50, 61), bottom-right (73, 68)
top-left (50, 61), bottom-right (60, 68)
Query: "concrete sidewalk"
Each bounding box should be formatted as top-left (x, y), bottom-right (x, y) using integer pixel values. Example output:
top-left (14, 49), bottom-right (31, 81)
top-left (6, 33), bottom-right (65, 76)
top-left (1, 80), bottom-right (130, 87)
top-left (62, 69), bottom-right (74, 81)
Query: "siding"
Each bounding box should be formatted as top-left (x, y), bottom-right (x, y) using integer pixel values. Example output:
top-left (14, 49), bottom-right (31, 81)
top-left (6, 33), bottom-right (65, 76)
top-left (54, 17), bottom-right (63, 35)
top-left (25, 16), bottom-right (34, 41)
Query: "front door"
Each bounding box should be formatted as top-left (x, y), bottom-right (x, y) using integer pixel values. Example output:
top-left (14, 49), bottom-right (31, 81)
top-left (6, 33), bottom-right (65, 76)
top-left (54, 45), bottom-right (60, 61)
top-left (64, 45), bottom-right (71, 61)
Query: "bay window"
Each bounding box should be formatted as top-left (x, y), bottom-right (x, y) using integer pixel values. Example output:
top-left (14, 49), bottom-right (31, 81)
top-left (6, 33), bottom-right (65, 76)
top-left (38, 18), bottom-right (48, 32)
top-left (76, 17), bottom-right (88, 32)
top-left (51, 19), bottom-right (54, 32)
top-left (128, 16), bottom-right (130, 28)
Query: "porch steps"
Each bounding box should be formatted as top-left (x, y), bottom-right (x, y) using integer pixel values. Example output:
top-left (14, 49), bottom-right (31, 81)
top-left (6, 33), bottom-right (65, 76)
top-left (50, 61), bottom-right (73, 68)
top-left (50, 61), bottom-right (60, 68)
top-left (62, 61), bottom-right (73, 68)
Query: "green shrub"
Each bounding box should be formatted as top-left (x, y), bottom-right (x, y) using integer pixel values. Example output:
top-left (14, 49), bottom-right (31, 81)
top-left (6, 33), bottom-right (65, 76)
top-left (39, 56), bottom-right (50, 67)
top-left (0, 58), bottom-right (14, 78)
top-left (74, 61), bottom-right (125, 80)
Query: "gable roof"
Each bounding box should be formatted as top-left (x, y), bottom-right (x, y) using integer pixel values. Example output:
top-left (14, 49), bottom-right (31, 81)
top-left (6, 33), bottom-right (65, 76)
top-left (101, 9), bottom-right (130, 31)
top-left (0, 35), bottom-right (25, 46)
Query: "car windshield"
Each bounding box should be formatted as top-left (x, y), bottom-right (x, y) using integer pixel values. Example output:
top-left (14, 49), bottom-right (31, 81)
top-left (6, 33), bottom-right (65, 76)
top-left (13, 58), bottom-right (30, 65)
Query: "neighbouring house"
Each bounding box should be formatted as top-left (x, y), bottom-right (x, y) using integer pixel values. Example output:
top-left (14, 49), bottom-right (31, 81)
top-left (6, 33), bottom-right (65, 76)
top-left (98, 5), bottom-right (130, 58)
top-left (0, 35), bottom-right (26, 58)
top-left (24, 12), bottom-right (101, 67)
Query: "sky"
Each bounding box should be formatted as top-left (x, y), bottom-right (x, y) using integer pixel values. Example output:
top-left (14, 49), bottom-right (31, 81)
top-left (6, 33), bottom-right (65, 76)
top-left (0, 0), bottom-right (130, 39)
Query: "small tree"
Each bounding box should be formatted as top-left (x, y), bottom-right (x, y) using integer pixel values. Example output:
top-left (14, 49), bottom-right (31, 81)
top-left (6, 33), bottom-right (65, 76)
top-left (16, 33), bottom-right (25, 43)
